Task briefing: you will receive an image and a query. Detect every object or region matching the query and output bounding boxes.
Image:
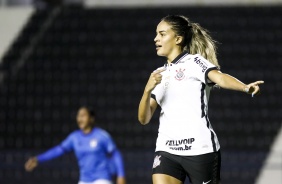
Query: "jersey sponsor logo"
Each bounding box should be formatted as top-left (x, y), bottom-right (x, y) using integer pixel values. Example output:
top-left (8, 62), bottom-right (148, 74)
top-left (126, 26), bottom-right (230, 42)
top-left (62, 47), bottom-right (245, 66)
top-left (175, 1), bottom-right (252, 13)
top-left (175, 68), bottom-right (185, 81)
top-left (169, 145), bottom-right (192, 151)
top-left (89, 139), bottom-right (98, 148)
top-left (194, 57), bottom-right (208, 73)
top-left (203, 180), bottom-right (211, 184)
top-left (166, 138), bottom-right (195, 146)
top-left (166, 138), bottom-right (195, 151)
top-left (152, 155), bottom-right (161, 168)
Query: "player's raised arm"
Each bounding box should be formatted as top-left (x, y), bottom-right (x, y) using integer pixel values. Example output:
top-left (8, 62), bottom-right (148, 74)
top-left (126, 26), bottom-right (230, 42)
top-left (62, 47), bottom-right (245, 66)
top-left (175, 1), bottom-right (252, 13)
top-left (138, 68), bottom-right (165, 125)
top-left (208, 70), bottom-right (264, 97)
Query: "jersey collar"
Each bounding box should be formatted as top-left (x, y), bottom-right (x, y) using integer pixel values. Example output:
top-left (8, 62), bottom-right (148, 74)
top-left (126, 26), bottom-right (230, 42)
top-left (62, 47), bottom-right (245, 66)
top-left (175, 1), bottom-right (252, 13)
top-left (80, 127), bottom-right (96, 136)
top-left (170, 51), bottom-right (189, 64)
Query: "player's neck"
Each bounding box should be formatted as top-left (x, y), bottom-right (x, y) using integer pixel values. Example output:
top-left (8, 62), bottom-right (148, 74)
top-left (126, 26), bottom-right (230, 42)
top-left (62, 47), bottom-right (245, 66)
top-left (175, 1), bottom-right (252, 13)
top-left (82, 126), bottom-right (94, 134)
top-left (167, 49), bottom-right (182, 64)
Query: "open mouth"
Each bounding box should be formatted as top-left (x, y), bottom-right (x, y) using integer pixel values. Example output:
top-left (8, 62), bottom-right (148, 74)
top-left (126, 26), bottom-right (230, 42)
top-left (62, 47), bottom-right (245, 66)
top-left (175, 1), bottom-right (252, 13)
top-left (156, 44), bottom-right (162, 50)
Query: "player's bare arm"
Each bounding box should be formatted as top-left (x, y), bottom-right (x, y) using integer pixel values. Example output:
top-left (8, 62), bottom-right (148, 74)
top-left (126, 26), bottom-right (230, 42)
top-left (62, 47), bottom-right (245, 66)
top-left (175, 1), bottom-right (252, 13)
top-left (138, 68), bottom-right (165, 125)
top-left (208, 70), bottom-right (264, 96)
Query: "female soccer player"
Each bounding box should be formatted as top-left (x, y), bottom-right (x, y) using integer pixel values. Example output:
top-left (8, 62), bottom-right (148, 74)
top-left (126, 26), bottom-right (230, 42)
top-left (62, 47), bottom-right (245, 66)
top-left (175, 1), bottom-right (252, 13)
top-left (138, 15), bottom-right (264, 184)
top-left (25, 106), bottom-right (126, 184)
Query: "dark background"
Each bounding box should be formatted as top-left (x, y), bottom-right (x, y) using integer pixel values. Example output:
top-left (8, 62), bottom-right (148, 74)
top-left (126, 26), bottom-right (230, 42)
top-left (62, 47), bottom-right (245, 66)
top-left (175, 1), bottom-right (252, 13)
top-left (0, 5), bottom-right (281, 184)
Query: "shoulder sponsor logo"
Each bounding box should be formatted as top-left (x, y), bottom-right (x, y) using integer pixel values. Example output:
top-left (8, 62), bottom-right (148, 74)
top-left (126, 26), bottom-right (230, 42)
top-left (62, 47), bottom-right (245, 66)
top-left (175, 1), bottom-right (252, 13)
top-left (194, 57), bottom-right (208, 73)
top-left (152, 155), bottom-right (161, 168)
top-left (175, 68), bottom-right (185, 81)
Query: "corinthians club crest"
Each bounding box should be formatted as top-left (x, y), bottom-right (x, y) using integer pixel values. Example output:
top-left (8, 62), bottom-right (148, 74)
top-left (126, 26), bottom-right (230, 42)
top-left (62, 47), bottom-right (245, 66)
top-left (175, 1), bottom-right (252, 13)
top-left (153, 155), bottom-right (161, 168)
top-left (89, 139), bottom-right (98, 148)
top-left (175, 68), bottom-right (185, 81)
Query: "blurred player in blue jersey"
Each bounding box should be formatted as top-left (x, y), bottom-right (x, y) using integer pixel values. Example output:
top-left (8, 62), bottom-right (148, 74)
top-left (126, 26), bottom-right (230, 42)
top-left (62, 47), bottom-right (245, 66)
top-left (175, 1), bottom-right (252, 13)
top-left (25, 106), bottom-right (126, 184)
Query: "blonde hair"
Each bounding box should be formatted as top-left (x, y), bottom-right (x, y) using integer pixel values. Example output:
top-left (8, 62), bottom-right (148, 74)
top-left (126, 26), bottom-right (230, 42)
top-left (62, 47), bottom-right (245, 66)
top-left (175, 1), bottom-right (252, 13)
top-left (189, 23), bottom-right (219, 68)
top-left (162, 15), bottom-right (220, 68)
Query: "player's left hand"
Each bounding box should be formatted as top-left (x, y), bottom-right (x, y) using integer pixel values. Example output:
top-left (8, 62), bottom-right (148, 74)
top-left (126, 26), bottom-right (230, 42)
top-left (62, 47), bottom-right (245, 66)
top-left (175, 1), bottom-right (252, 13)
top-left (25, 157), bottom-right (38, 172)
top-left (116, 177), bottom-right (126, 184)
top-left (245, 80), bottom-right (264, 97)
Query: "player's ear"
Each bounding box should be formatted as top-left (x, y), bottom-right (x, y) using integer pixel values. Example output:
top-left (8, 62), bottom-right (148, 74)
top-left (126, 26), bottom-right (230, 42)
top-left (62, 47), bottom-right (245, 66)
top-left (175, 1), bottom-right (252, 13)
top-left (175, 35), bottom-right (183, 45)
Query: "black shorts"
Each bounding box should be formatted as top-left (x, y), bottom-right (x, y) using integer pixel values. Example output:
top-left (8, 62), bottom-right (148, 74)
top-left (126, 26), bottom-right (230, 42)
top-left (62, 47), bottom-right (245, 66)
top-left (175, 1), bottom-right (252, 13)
top-left (152, 151), bottom-right (221, 184)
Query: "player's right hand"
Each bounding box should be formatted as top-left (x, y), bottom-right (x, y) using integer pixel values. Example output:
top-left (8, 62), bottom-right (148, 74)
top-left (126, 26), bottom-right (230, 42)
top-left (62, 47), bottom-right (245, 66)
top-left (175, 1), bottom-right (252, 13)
top-left (245, 80), bottom-right (264, 97)
top-left (144, 67), bottom-right (166, 93)
top-left (25, 157), bottom-right (38, 172)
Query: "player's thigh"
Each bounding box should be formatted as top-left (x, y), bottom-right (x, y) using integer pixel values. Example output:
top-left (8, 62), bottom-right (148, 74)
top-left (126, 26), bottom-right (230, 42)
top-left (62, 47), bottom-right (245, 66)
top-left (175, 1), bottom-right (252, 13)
top-left (153, 174), bottom-right (183, 184)
top-left (152, 151), bottom-right (186, 183)
top-left (182, 151), bottom-right (221, 184)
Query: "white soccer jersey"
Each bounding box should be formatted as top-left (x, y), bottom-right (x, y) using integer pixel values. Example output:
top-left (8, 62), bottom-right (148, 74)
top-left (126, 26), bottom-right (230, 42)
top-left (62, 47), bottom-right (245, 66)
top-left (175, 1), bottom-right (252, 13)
top-left (151, 52), bottom-right (220, 156)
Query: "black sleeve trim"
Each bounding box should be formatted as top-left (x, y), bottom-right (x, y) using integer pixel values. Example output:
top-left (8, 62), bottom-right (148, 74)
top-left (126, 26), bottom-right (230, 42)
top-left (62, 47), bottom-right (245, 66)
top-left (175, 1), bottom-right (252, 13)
top-left (205, 67), bottom-right (218, 85)
top-left (151, 94), bottom-right (156, 101)
top-left (200, 83), bottom-right (206, 118)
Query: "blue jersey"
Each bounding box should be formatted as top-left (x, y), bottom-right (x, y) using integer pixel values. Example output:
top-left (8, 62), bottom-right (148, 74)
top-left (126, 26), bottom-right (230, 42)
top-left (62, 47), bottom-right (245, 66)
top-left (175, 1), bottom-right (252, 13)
top-left (37, 127), bottom-right (125, 182)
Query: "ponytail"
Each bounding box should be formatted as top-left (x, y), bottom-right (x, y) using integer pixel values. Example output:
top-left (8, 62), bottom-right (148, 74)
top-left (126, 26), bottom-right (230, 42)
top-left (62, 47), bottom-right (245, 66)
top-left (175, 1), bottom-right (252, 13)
top-left (189, 23), bottom-right (220, 68)
top-left (162, 15), bottom-right (220, 68)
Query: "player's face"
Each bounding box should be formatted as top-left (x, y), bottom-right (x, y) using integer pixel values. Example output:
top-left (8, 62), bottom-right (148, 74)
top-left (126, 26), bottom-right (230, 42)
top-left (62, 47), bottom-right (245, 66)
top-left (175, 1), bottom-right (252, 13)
top-left (76, 108), bottom-right (93, 130)
top-left (154, 21), bottom-right (178, 57)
